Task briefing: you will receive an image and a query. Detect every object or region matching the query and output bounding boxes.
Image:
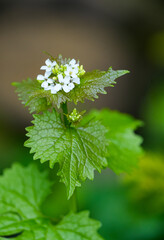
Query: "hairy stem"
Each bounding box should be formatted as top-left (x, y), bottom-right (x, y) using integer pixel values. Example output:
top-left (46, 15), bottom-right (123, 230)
top-left (62, 102), bottom-right (78, 211)
top-left (61, 102), bottom-right (69, 127)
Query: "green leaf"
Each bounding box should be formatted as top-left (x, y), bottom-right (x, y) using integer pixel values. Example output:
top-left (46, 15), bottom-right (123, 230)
top-left (0, 164), bottom-right (51, 222)
top-left (25, 110), bottom-right (108, 198)
top-left (71, 68), bottom-right (129, 104)
top-left (54, 211), bottom-right (103, 240)
top-left (0, 164), bottom-right (103, 240)
top-left (12, 79), bottom-right (50, 113)
top-left (13, 68), bottom-right (129, 112)
top-left (82, 109), bottom-right (143, 174)
top-left (0, 163), bottom-right (51, 237)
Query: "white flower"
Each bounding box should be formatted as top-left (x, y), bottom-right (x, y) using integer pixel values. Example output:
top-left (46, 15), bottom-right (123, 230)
top-left (47, 79), bottom-right (54, 84)
top-left (37, 73), bottom-right (53, 81)
top-left (72, 77), bottom-right (80, 84)
top-left (69, 59), bottom-right (79, 68)
top-left (37, 74), bottom-right (46, 81)
top-left (41, 81), bottom-right (49, 90)
top-left (51, 84), bottom-right (62, 94)
top-left (40, 59), bottom-right (56, 71)
top-left (57, 73), bottom-right (75, 93)
top-left (65, 66), bottom-right (78, 78)
top-left (63, 82), bottom-right (75, 93)
top-left (40, 59), bottom-right (56, 77)
top-left (41, 79), bottom-right (54, 91)
top-left (44, 71), bottom-right (51, 78)
top-left (38, 57), bottom-right (82, 94)
top-left (58, 74), bottom-right (70, 84)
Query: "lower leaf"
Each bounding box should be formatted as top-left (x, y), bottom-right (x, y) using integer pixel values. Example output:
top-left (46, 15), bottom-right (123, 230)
top-left (82, 109), bottom-right (143, 174)
top-left (0, 164), bottom-right (103, 240)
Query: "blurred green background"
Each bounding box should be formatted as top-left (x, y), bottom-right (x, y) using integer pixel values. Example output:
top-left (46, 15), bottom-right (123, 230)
top-left (0, 0), bottom-right (164, 239)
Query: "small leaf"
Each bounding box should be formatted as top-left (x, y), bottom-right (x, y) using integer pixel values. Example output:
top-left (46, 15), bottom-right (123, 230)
top-left (82, 109), bottom-right (143, 174)
top-left (13, 68), bottom-right (129, 112)
top-left (0, 164), bottom-right (103, 240)
top-left (12, 79), bottom-right (50, 113)
top-left (25, 109), bottom-right (108, 198)
top-left (71, 68), bottom-right (129, 104)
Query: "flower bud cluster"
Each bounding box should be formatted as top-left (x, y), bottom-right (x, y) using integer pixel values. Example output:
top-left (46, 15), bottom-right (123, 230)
top-left (66, 108), bottom-right (86, 124)
top-left (37, 58), bottom-right (85, 94)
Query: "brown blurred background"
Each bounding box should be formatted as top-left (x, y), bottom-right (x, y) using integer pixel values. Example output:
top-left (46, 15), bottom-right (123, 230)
top-left (1, 0), bottom-right (164, 124)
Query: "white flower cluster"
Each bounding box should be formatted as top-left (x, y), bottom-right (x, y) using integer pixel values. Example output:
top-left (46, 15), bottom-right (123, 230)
top-left (37, 58), bottom-right (85, 94)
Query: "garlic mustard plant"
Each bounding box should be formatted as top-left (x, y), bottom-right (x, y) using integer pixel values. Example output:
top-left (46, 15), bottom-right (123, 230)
top-left (0, 54), bottom-right (143, 239)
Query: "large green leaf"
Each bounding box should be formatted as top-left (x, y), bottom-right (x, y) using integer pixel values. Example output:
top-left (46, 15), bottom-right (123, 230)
top-left (25, 110), bottom-right (108, 199)
top-left (0, 164), bottom-right (51, 222)
top-left (0, 164), bottom-right (103, 240)
top-left (82, 109), bottom-right (143, 174)
top-left (13, 68), bottom-right (129, 112)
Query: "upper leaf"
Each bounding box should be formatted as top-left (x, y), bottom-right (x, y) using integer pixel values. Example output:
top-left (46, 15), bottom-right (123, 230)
top-left (0, 164), bottom-right (103, 240)
top-left (82, 109), bottom-right (143, 174)
top-left (13, 68), bottom-right (129, 112)
top-left (73, 68), bottom-right (129, 103)
top-left (12, 79), bottom-right (50, 113)
top-left (25, 110), bottom-right (108, 198)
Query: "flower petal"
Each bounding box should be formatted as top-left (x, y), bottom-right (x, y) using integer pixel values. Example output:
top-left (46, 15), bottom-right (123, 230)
top-left (47, 79), bottom-right (54, 84)
top-left (74, 64), bottom-right (79, 68)
top-left (51, 87), bottom-right (57, 94)
top-left (37, 74), bottom-right (45, 81)
top-left (52, 61), bottom-right (57, 67)
top-left (41, 81), bottom-right (48, 88)
top-left (69, 59), bottom-right (76, 66)
top-left (46, 86), bottom-right (52, 90)
top-left (66, 66), bottom-right (72, 72)
top-left (40, 66), bottom-right (47, 70)
top-left (45, 59), bottom-right (52, 66)
top-left (45, 71), bottom-right (51, 78)
top-left (64, 76), bottom-right (70, 84)
top-left (69, 59), bottom-right (79, 68)
top-left (73, 68), bottom-right (79, 74)
top-left (72, 72), bottom-right (78, 78)
top-left (64, 70), bottom-right (70, 76)
top-left (54, 83), bottom-right (62, 91)
top-left (72, 77), bottom-right (80, 84)
top-left (68, 82), bottom-right (75, 90)
top-left (63, 85), bottom-right (71, 93)
top-left (58, 74), bottom-right (64, 83)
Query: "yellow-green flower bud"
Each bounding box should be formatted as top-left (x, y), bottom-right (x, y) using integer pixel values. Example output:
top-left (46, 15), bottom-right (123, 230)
top-left (67, 108), bottom-right (86, 123)
top-left (78, 65), bottom-right (86, 77)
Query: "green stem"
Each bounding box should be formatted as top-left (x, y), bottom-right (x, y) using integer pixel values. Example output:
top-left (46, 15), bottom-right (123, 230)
top-left (62, 102), bottom-right (78, 212)
top-left (70, 189), bottom-right (78, 213)
top-left (61, 102), bottom-right (69, 127)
